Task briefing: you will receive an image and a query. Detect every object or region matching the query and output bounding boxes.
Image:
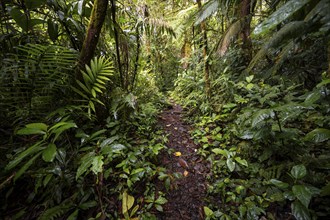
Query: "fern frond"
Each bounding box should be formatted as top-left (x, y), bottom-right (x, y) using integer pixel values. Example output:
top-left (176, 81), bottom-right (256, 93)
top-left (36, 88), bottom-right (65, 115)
top-left (39, 203), bottom-right (73, 220)
top-left (0, 44), bottom-right (77, 123)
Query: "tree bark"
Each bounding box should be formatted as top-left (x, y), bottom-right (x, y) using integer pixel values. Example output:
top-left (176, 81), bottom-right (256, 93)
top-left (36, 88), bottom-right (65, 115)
top-left (77, 0), bottom-right (108, 79)
top-left (239, 0), bottom-right (256, 64)
top-left (196, 0), bottom-right (211, 98)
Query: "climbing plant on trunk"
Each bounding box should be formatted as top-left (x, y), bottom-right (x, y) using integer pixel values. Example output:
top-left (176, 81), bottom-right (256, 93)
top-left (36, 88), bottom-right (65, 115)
top-left (78, 0), bottom-right (109, 80)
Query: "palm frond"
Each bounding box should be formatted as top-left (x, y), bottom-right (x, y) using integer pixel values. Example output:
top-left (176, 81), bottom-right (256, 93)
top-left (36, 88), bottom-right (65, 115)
top-left (218, 20), bottom-right (242, 56)
top-left (73, 56), bottom-right (113, 116)
top-left (194, 0), bottom-right (219, 25)
top-left (253, 0), bottom-right (311, 36)
top-left (248, 21), bottom-right (307, 72)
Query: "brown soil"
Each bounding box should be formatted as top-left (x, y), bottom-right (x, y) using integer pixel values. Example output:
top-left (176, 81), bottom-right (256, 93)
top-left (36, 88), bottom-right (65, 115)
top-left (155, 102), bottom-right (210, 220)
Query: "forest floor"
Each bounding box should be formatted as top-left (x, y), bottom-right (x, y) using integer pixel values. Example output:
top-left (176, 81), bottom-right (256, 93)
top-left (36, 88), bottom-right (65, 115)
top-left (155, 102), bottom-right (210, 220)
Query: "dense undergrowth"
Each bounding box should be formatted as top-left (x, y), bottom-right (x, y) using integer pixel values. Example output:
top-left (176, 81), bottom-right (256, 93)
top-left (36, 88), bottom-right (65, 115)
top-left (171, 25), bottom-right (330, 220)
top-left (1, 0), bottom-right (330, 219)
top-left (0, 45), bottom-right (172, 219)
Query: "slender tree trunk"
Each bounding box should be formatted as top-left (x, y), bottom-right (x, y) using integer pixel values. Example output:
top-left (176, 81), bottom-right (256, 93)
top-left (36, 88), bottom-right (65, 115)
top-left (327, 39), bottom-right (330, 77)
top-left (110, 0), bottom-right (124, 89)
top-left (196, 0), bottom-right (211, 98)
top-left (131, 25), bottom-right (141, 91)
top-left (78, 0), bottom-right (108, 79)
top-left (239, 0), bottom-right (256, 64)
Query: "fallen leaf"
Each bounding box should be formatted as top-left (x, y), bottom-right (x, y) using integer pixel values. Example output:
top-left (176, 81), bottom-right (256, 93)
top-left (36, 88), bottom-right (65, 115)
top-left (183, 170), bottom-right (189, 177)
top-left (166, 124), bottom-right (171, 127)
top-left (178, 158), bottom-right (189, 169)
top-left (174, 151), bottom-right (182, 156)
top-left (174, 127), bottom-right (178, 130)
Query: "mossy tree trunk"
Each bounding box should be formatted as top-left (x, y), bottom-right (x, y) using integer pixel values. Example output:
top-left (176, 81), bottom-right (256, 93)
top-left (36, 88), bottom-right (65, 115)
top-left (196, 0), bottom-right (211, 99)
top-left (239, 0), bottom-right (256, 64)
top-left (77, 0), bottom-right (108, 79)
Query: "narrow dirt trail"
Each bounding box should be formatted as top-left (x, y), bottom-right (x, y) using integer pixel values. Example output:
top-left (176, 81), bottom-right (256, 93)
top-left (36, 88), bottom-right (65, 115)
top-left (156, 102), bottom-right (210, 220)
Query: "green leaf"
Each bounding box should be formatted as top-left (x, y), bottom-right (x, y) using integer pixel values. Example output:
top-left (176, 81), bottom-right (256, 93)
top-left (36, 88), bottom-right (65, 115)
top-left (253, 0), bottom-right (310, 35)
top-left (234, 157), bottom-right (248, 167)
top-left (9, 7), bottom-right (28, 32)
top-left (47, 19), bottom-right (59, 42)
top-left (291, 200), bottom-right (311, 220)
top-left (292, 185), bottom-right (312, 208)
top-left (91, 156), bottom-right (103, 174)
top-left (155, 196), bottom-right (168, 205)
top-left (321, 183), bottom-right (330, 196)
top-left (26, 0), bottom-right (47, 9)
top-left (17, 126), bottom-right (47, 135)
top-left (122, 191), bottom-right (134, 214)
top-left (42, 143), bottom-right (57, 162)
top-left (6, 142), bottom-right (44, 170)
top-left (26, 123), bottom-right (48, 131)
top-left (79, 201), bottom-right (97, 210)
top-left (76, 153), bottom-right (95, 180)
top-left (212, 148), bottom-right (228, 158)
top-left (270, 179), bottom-right (289, 189)
top-left (14, 152), bottom-right (42, 181)
top-left (131, 168), bottom-right (144, 175)
top-left (251, 109), bottom-right (274, 127)
top-left (305, 128), bottom-right (330, 143)
top-left (291, 165), bottom-right (307, 180)
top-left (67, 209), bottom-right (79, 220)
top-left (246, 75), bottom-right (254, 83)
top-left (203, 206), bottom-right (214, 217)
top-left (227, 158), bottom-right (235, 172)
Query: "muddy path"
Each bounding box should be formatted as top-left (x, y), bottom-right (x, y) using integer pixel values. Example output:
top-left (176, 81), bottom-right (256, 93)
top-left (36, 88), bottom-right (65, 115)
top-left (155, 102), bottom-right (210, 220)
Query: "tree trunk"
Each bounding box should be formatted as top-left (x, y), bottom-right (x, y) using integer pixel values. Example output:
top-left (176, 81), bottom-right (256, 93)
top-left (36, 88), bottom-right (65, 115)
top-left (196, 0), bottom-right (211, 98)
top-left (239, 0), bottom-right (256, 64)
top-left (78, 0), bottom-right (108, 79)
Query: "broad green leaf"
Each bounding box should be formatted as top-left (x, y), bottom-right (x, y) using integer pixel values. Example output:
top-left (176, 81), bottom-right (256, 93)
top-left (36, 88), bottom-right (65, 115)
top-left (155, 196), bottom-right (168, 205)
top-left (26, 123), bottom-right (48, 131)
top-left (9, 7), bottom-right (28, 32)
top-left (79, 201), bottom-right (97, 210)
top-left (246, 75), bottom-right (254, 83)
top-left (321, 183), bottom-right (330, 196)
top-left (291, 165), bottom-right (307, 180)
top-left (6, 142), bottom-right (44, 170)
top-left (234, 157), bottom-right (248, 167)
top-left (270, 179), bottom-right (289, 189)
top-left (203, 206), bottom-right (214, 217)
top-left (42, 143), bottom-right (57, 162)
top-left (91, 156), bottom-right (103, 174)
top-left (305, 128), bottom-right (330, 143)
top-left (14, 152), bottom-right (42, 181)
top-left (304, 90), bottom-right (321, 105)
top-left (122, 191), bottom-right (134, 214)
top-left (100, 136), bottom-right (119, 148)
top-left (17, 127), bottom-right (46, 135)
top-left (76, 153), bottom-right (95, 180)
top-left (253, 0), bottom-right (310, 35)
top-left (227, 158), bottom-right (235, 172)
top-left (131, 168), bottom-right (144, 175)
top-left (251, 109), bottom-right (274, 127)
top-left (291, 200), bottom-right (311, 220)
top-left (212, 148), bottom-right (228, 158)
top-left (292, 185), bottom-right (312, 208)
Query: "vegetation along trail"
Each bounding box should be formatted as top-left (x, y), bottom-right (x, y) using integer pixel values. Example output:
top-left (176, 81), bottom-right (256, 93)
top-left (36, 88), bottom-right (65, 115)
top-left (156, 102), bottom-right (210, 220)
